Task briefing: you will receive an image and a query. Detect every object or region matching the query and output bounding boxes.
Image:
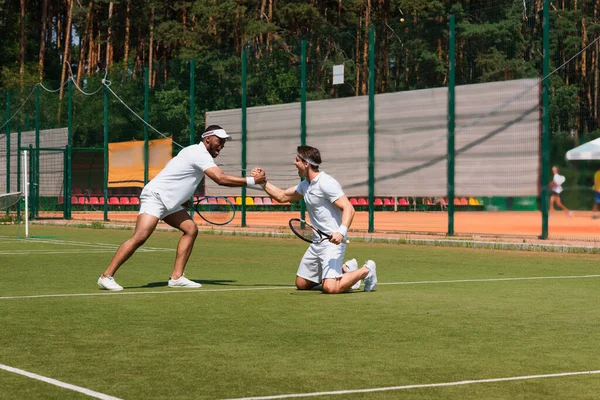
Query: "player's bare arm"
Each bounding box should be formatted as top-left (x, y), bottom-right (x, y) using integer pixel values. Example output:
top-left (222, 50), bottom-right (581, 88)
top-left (205, 166), bottom-right (266, 187)
top-left (330, 195), bottom-right (355, 245)
top-left (263, 181), bottom-right (303, 204)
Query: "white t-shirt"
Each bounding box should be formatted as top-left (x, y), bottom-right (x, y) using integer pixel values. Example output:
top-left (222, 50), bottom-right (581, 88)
top-left (552, 173), bottom-right (566, 194)
top-left (142, 144), bottom-right (217, 210)
top-left (295, 172), bottom-right (345, 236)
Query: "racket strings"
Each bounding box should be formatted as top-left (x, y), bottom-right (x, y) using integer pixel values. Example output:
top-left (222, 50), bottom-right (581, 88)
top-left (289, 219), bottom-right (322, 243)
top-left (194, 197), bottom-right (236, 225)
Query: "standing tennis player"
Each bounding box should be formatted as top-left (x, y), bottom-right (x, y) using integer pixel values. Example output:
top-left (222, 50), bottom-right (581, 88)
top-left (256, 145), bottom-right (377, 293)
top-left (97, 125), bottom-right (266, 291)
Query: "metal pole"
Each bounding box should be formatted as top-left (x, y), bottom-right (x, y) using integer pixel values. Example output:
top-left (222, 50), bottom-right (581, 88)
top-left (540, 0), bottom-right (550, 239)
top-left (144, 67), bottom-right (149, 185)
top-left (34, 86), bottom-right (40, 217)
top-left (103, 75), bottom-right (109, 221)
top-left (5, 92), bottom-right (10, 199)
top-left (241, 50), bottom-right (248, 227)
top-left (189, 61), bottom-right (195, 218)
top-left (66, 79), bottom-right (73, 219)
top-left (447, 14), bottom-right (456, 236)
top-left (17, 125), bottom-right (21, 222)
top-left (23, 150), bottom-right (29, 238)
top-left (300, 41), bottom-right (307, 223)
top-left (368, 27), bottom-right (375, 233)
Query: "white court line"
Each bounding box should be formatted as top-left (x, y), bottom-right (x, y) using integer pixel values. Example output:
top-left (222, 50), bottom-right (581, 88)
top-left (223, 370), bottom-right (600, 400)
top-left (0, 235), bottom-right (172, 251)
top-left (1, 274), bottom-right (599, 300)
top-left (379, 274), bottom-right (600, 286)
top-left (0, 363), bottom-right (122, 400)
top-left (0, 248), bottom-right (169, 255)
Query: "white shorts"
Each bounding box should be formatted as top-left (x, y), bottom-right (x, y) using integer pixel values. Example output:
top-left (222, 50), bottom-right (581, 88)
top-left (139, 189), bottom-right (184, 220)
top-left (297, 241), bottom-right (347, 284)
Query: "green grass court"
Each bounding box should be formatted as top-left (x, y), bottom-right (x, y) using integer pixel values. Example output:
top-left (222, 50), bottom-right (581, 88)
top-left (1, 225), bottom-right (599, 399)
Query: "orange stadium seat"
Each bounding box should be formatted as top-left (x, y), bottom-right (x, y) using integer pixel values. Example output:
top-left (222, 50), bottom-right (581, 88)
top-left (397, 198), bottom-right (409, 206)
top-left (383, 198), bottom-right (394, 206)
top-left (89, 197), bottom-right (100, 205)
top-left (208, 197), bottom-right (218, 205)
top-left (349, 198), bottom-right (359, 206)
top-left (130, 197), bottom-right (140, 205)
top-left (119, 197), bottom-right (130, 205)
top-left (358, 198), bottom-right (368, 206)
top-left (109, 197), bottom-right (120, 205)
top-left (374, 198), bottom-right (383, 206)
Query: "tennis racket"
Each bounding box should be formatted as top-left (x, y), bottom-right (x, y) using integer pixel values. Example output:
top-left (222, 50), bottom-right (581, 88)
top-left (193, 196), bottom-right (236, 225)
top-left (288, 218), bottom-right (350, 244)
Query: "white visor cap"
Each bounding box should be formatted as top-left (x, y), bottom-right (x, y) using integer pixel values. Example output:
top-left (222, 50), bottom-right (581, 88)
top-left (201, 129), bottom-right (230, 140)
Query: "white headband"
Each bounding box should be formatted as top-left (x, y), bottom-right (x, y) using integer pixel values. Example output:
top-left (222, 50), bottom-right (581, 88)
top-left (201, 129), bottom-right (230, 139)
top-left (297, 153), bottom-right (320, 166)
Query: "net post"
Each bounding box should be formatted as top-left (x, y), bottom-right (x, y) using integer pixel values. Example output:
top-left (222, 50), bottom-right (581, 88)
top-left (447, 14), bottom-right (456, 237)
top-left (23, 150), bottom-right (29, 238)
top-left (66, 79), bottom-right (73, 219)
top-left (103, 74), bottom-right (109, 222)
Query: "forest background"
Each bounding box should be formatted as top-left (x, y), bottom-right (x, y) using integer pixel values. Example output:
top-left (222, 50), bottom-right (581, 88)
top-left (0, 0), bottom-right (599, 171)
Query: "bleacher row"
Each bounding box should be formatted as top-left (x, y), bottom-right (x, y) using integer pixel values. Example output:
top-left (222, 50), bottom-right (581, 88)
top-left (64, 188), bottom-right (483, 209)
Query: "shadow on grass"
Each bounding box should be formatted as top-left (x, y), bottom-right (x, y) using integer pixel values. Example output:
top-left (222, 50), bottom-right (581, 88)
top-left (129, 280), bottom-right (293, 289)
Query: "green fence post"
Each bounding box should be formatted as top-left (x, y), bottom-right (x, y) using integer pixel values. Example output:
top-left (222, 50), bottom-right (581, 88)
top-left (144, 67), bottom-right (150, 185)
top-left (189, 60), bottom-right (195, 218)
top-left (447, 14), bottom-right (456, 236)
top-left (540, 0), bottom-right (550, 239)
top-left (103, 75), bottom-right (109, 222)
top-left (241, 50), bottom-right (248, 227)
top-left (34, 86), bottom-right (40, 217)
top-left (368, 27), bottom-right (375, 233)
top-left (300, 41), bottom-right (307, 222)
top-left (17, 125), bottom-right (21, 221)
top-left (66, 79), bottom-right (73, 219)
top-left (5, 92), bottom-right (10, 199)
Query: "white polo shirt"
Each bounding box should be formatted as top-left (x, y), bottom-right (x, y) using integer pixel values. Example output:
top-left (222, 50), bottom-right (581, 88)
top-left (295, 172), bottom-right (345, 235)
top-left (142, 143), bottom-right (217, 210)
top-left (552, 173), bottom-right (566, 194)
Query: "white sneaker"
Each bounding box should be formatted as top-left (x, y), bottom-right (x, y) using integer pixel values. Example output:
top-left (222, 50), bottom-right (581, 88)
top-left (363, 260), bottom-right (377, 292)
top-left (168, 274), bottom-right (202, 288)
top-left (344, 258), bottom-right (361, 290)
top-left (97, 275), bottom-right (123, 291)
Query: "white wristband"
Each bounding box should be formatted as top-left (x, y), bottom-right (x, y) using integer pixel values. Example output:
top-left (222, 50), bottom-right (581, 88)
top-left (246, 177), bottom-right (255, 186)
top-left (337, 224), bottom-right (348, 236)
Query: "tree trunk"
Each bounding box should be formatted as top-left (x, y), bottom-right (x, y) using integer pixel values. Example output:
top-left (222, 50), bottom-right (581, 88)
top-left (106, 2), bottom-right (114, 69)
top-left (361, 0), bottom-right (371, 95)
top-left (59, 0), bottom-right (74, 100)
top-left (124, 0), bottom-right (131, 70)
top-left (149, 7), bottom-right (155, 87)
top-left (38, 0), bottom-right (49, 81)
top-left (19, 0), bottom-right (26, 87)
top-left (76, 1), bottom-right (94, 86)
top-left (355, 12), bottom-right (361, 96)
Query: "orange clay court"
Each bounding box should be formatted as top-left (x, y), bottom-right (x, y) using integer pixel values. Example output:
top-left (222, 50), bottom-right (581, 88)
top-left (43, 210), bottom-right (600, 241)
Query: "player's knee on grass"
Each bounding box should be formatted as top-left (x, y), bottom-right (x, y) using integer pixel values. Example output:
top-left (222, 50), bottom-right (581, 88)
top-left (295, 276), bottom-right (317, 290)
top-left (321, 279), bottom-right (343, 294)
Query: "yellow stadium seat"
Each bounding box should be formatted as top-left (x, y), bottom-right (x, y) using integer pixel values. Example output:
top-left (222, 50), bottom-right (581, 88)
top-left (468, 197), bottom-right (481, 206)
top-left (235, 197), bottom-right (242, 205)
top-left (245, 197), bottom-right (255, 205)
